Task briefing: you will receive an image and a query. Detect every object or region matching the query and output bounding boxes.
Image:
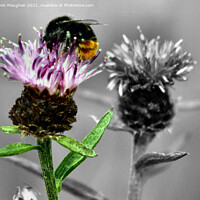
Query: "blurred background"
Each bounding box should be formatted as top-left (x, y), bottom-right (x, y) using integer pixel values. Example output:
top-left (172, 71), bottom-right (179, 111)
top-left (0, 0), bottom-right (200, 199)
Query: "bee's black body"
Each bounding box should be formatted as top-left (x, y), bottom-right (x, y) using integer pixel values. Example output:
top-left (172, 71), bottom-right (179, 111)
top-left (43, 16), bottom-right (97, 51)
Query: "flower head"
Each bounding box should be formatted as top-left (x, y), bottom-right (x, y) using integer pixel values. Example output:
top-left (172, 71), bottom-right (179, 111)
top-left (105, 27), bottom-right (196, 145)
top-left (0, 28), bottom-right (103, 138)
top-left (106, 26), bottom-right (195, 96)
top-left (0, 28), bottom-right (102, 97)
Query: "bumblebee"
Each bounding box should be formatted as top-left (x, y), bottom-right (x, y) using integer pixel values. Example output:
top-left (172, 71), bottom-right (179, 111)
top-left (43, 16), bottom-right (99, 60)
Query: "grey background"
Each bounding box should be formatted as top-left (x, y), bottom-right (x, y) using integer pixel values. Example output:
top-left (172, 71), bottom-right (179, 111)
top-left (0, 0), bottom-right (200, 199)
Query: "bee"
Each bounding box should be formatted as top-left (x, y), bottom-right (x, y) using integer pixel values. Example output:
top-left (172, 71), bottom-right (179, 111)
top-left (43, 16), bottom-right (100, 60)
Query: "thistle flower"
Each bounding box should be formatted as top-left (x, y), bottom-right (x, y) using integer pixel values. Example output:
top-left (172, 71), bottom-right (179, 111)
top-left (0, 28), bottom-right (103, 138)
top-left (105, 27), bottom-right (196, 145)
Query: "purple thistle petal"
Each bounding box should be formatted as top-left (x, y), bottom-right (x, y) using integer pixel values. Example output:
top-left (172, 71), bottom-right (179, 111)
top-left (47, 69), bottom-right (54, 81)
top-left (73, 64), bottom-right (78, 78)
top-left (4, 54), bottom-right (16, 66)
top-left (18, 34), bottom-right (24, 54)
top-left (2, 37), bottom-right (18, 48)
top-left (39, 28), bottom-right (43, 46)
top-left (0, 64), bottom-right (7, 71)
top-left (0, 28), bottom-right (103, 96)
top-left (88, 50), bottom-right (101, 64)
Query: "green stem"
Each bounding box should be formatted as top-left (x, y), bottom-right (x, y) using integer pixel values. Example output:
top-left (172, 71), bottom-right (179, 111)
top-left (37, 138), bottom-right (59, 200)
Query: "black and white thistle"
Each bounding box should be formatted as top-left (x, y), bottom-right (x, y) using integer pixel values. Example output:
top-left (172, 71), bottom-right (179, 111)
top-left (105, 26), bottom-right (196, 146)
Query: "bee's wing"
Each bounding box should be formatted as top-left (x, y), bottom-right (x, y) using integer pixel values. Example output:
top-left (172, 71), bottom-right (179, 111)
top-left (75, 19), bottom-right (102, 25)
top-left (60, 19), bottom-right (104, 25)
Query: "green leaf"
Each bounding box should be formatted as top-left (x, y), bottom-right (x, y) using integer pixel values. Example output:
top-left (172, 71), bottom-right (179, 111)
top-left (0, 125), bottom-right (21, 134)
top-left (0, 143), bottom-right (41, 157)
top-left (53, 135), bottom-right (97, 158)
top-left (55, 108), bottom-right (113, 192)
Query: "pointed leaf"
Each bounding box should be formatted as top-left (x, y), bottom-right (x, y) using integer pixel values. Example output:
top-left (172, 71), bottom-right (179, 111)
top-left (53, 135), bottom-right (97, 158)
top-left (135, 151), bottom-right (188, 172)
top-left (0, 125), bottom-right (21, 134)
top-left (55, 108), bottom-right (113, 192)
top-left (0, 143), bottom-right (41, 157)
top-left (139, 135), bottom-right (191, 181)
